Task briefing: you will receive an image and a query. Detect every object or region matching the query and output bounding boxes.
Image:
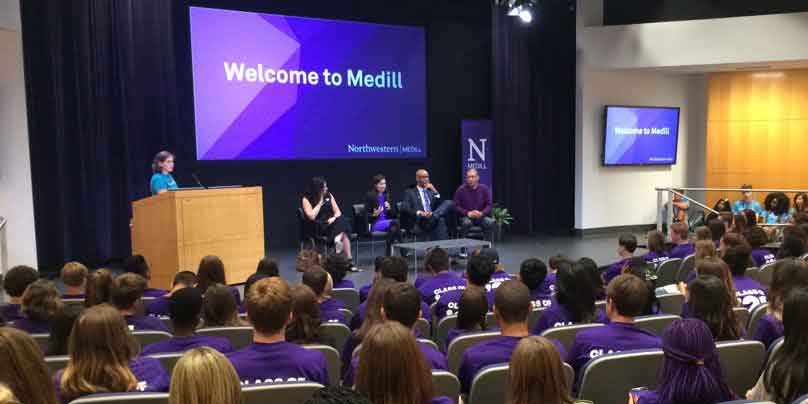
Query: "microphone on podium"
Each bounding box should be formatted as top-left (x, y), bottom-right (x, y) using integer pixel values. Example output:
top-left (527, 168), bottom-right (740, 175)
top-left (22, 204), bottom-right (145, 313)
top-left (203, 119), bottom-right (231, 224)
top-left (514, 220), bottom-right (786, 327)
top-left (192, 173), bottom-right (206, 189)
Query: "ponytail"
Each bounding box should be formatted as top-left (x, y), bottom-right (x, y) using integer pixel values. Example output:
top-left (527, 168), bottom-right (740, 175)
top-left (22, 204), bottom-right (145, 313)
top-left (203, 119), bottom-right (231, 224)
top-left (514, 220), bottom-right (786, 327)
top-left (85, 268), bottom-right (113, 307)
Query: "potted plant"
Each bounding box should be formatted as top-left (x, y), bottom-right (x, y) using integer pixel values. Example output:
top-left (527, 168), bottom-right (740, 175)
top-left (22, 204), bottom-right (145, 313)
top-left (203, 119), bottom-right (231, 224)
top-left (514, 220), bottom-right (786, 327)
top-left (490, 205), bottom-right (513, 242)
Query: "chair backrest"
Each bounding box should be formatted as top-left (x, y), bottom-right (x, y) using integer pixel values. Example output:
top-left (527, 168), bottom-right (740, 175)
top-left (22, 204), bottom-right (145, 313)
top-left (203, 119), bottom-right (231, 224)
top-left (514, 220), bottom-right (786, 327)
top-left (197, 326), bottom-right (254, 349)
top-left (747, 303), bottom-right (769, 336)
top-left (432, 370), bottom-right (460, 402)
top-left (447, 331), bottom-right (500, 374)
top-left (745, 267), bottom-right (760, 282)
top-left (578, 349), bottom-right (664, 404)
top-left (418, 338), bottom-right (440, 352)
top-left (319, 322), bottom-right (351, 353)
top-left (468, 364), bottom-right (508, 404)
top-left (132, 331), bottom-right (172, 349)
top-left (484, 312), bottom-right (497, 329)
top-left (436, 315), bottom-right (459, 349)
top-left (45, 355), bottom-right (70, 376)
top-left (302, 344), bottom-right (340, 387)
top-left (595, 300), bottom-right (606, 313)
top-left (415, 317), bottom-right (431, 338)
top-left (734, 307), bottom-right (751, 329)
top-left (69, 393), bottom-right (169, 404)
top-left (763, 337), bottom-right (784, 372)
top-left (540, 323), bottom-right (604, 352)
top-left (242, 382), bottom-right (324, 404)
top-left (793, 393), bottom-right (808, 404)
top-left (352, 204), bottom-right (371, 237)
top-left (338, 308), bottom-right (353, 324)
top-left (656, 258), bottom-right (683, 287)
top-left (148, 352), bottom-right (183, 375)
top-left (635, 314), bottom-right (680, 336)
top-left (158, 317), bottom-right (173, 333)
top-left (676, 254), bottom-right (696, 282)
top-left (717, 340), bottom-right (766, 395)
top-left (62, 298), bottom-right (86, 308)
top-left (330, 288), bottom-right (359, 312)
top-left (31, 333), bottom-right (50, 353)
top-left (527, 307), bottom-right (547, 329)
top-left (758, 262), bottom-right (776, 288)
top-left (657, 292), bottom-right (686, 316)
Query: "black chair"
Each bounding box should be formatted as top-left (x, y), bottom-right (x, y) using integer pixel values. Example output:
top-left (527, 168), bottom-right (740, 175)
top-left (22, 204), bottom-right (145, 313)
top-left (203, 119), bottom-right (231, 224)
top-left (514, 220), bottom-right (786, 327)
top-left (352, 203), bottom-right (389, 264)
top-left (297, 208), bottom-right (329, 254)
top-left (397, 201), bottom-right (423, 243)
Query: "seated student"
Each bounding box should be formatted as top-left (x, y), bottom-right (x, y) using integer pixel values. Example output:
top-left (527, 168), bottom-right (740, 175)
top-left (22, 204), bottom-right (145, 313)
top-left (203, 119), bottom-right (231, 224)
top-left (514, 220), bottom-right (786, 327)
top-left (141, 288), bottom-right (233, 355)
top-left (111, 273), bottom-right (170, 333)
top-left (324, 254), bottom-right (355, 289)
top-left (474, 248), bottom-right (511, 293)
top-left (643, 230), bottom-right (670, 265)
top-left (433, 255), bottom-right (495, 319)
top-left (351, 256), bottom-right (432, 330)
top-left (777, 226), bottom-right (807, 259)
top-left (196, 255), bottom-right (241, 305)
top-left (459, 280), bottom-right (565, 395)
top-left (603, 234), bottom-right (637, 284)
top-left (359, 256), bottom-right (385, 303)
top-left (731, 184), bottom-right (764, 216)
top-left (418, 248), bottom-right (466, 306)
top-left (342, 278), bottom-right (396, 373)
top-left (296, 249), bottom-right (323, 273)
top-left (354, 322), bottom-right (453, 404)
top-left (145, 271), bottom-right (198, 317)
top-left (518, 258), bottom-right (552, 310)
top-left (540, 255), bottom-right (569, 295)
top-left (0, 265), bottom-right (38, 322)
top-left (226, 277), bottom-right (329, 386)
top-left (686, 275), bottom-right (744, 341)
top-left (531, 261), bottom-right (607, 336)
top-left (239, 272), bottom-right (271, 313)
top-left (762, 191), bottom-right (791, 224)
top-left (508, 336), bottom-right (575, 404)
top-left (722, 245), bottom-right (767, 311)
top-left (123, 254), bottom-right (167, 298)
top-left (255, 256), bottom-right (280, 277)
top-left (59, 262), bottom-right (88, 299)
top-left (85, 268), bottom-right (113, 306)
top-left (0, 327), bottom-right (59, 404)
top-left (747, 289), bottom-right (808, 402)
top-left (445, 287), bottom-right (489, 351)
top-left (753, 258), bottom-right (808, 348)
top-left (47, 304), bottom-right (85, 356)
top-left (14, 279), bottom-right (63, 334)
top-left (169, 347), bottom-right (241, 404)
top-left (343, 282), bottom-right (447, 387)
top-left (54, 304), bottom-right (170, 403)
top-left (694, 226), bottom-right (712, 242)
top-left (201, 283), bottom-right (247, 328)
top-left (302, 266), bottom-right (347, 325)
top-left (708, 219), bottom-right (726, 250)
top-left (567, 275), bottom-right (662, 382)
top-left (578, 257), bottom-right (606, 301)
top-left (679, 257), bottom-right (738, 312)
top-left (668, 222), bottom-right (695, 259)
top-left (286, 284), bottom-right (336, 346)
top-left (629, 318), bottom-right (734, 404)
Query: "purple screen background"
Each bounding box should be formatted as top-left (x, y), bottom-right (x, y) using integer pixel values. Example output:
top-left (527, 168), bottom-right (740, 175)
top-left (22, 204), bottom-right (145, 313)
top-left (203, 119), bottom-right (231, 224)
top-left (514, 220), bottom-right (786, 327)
top-left (603, 106), bottom-right (680, 166)
top-left (189, 7), bottom-right (427, 160)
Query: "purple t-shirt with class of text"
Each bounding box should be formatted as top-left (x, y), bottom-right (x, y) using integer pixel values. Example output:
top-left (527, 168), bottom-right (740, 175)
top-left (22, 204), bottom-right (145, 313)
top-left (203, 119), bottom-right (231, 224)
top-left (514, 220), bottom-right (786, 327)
top-left (343, 340), bottom-right (447, 387)
top-left (539, 271), bottom-right (557, 295)
top-left (53, 356), bottom-right (169, 404)
top-left (419, 271), bottom-right (466, 306)
top-left (530, 299), bottom-right (609, 336)
top-left (125, 315), bottom-right (171, 333)
top-left (433, 287), bottom-right (493, 319)
top-left (226, 341), bottom-right (329, 386)
top-left (349, 299), bottom-right (431, 330)
top-left (529, 289), bottom-right (552, 310)
top-left (145, 296), bottom-right (170, 317)
top-left (604, 258), bottom-right (630, 285)
top-left (752, 313), bottom-right (783, 348)
top-left (141, 334), bottom-right (234, 355)
top-left (485, 271), bottom-right (512, 293)
top-left (1, 304), bottom-right (22, 322)
top-left (668, 243), bottom-right (695, 260)
top-left (643, 251), bottom-right (670, 265)
top-left (567, 322), bottom-right (662, 382)
top-left (733, 275), bottom-right (767, 312)
top-left (12, 317), bottom-right (50, 334)
top-left (751, 248), bottom-right (776, 268)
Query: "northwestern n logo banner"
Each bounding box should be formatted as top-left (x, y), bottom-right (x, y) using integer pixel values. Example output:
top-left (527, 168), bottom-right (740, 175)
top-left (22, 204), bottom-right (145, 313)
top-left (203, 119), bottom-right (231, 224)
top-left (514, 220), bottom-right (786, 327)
top-left (461, 119), bottom-right (493, 195)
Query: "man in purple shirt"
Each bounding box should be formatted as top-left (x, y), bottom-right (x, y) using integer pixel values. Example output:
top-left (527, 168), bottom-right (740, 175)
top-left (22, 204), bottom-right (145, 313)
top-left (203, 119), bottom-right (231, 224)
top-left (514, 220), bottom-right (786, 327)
top-left (60, 261), bottom-right (88, 299)
top-left (539, 255), bottom-right (570, 295)
top-left (1, 265), bottom-right (38, 322)
top-left (141, 288), bottom-right (233, 355)
top-left (723, 245), bottom-right (767, 312)
top-left (458, 280), bottom-right (566, 394)
top-left (434, 255), bottom-right (495, 318)
top-left (227, 277), bottom-right (329, 386)
top-left (668, 222), bottom-right (695, 259)
top-left (112, 273), bottom-right (171, 333)
top-left (351, 256), bottom-right (431, 330)
top-left (343, 282), bottom-right (448, 386)
top-left (474, 248), bottom-right (511, 293)
top-left (518, 258), bottom-right (552, 309)
top-left (145, 271), bottom-right (198, 317)
top-left (303, 266), bottom-right (348, 325)
top-left (604, 234), bottom-right (637, 284)
top-left (358, 257), bottom-right (385, 303)
top-left (567, 274), bottom-right (662, 387)
top-left (418, 247), bottom-right (466, 306)
top-left (453, 169), bottom-right (494, 239)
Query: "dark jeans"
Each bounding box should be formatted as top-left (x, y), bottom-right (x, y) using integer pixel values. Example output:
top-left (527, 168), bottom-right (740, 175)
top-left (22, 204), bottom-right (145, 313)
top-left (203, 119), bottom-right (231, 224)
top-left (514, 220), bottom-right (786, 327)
top-left (415, 200), bottom-right (452, 240)
top-left (459, 216), bottom-right (495, 239)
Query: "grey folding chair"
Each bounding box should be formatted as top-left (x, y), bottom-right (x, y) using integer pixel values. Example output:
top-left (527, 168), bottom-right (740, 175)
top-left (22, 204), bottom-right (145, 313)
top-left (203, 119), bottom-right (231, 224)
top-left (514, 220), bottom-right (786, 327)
top-left (635, 314), bottom-right (680, 336)
top-left (415, 317), bottom-right (431, 338)
top-left (468, 364), bottom-right (508, 404)
top-left (418, 338), bottom-right (440, 352)
top-left (132, 331), bottom-right (172, 349)
top-left (31, 333), bottom-right (50, 353)
top-left (762, 337), bottom-right (784, 371)
top-left (655, 258), bottom-right (683, 287)
top-left (319, 322), bottom-right (351, 353)
top-left (745, 267), bottom-right (760, 282)
top-left (137, 297), bottom-right (157, 315)
top-left (577, 349), bottom-right (665, 404)
top-left (432, 370), bottom-right (461, 403)
top-left (330, 288), bottom-right (360, 313)
top-left (793, 393), bottom-right (808, 404)
top-left (197, 326), bottom-right (254, 349)
top-left (733, 307), bottom-right (751, 329)
top-left (436, 315), bottom-right (459, 349)
top-left (747, 303), bottom-right (769, 336)
top-left (45, 355), bottom-right (70, 376)
top-left (540, 323), bottom-right (604, 352)
top-left (338, 308), bottom-right (353, 324)
top-left (158, 317), bottom-right (173, 333)
top-left (147, 352), bottom-right (183, 375)
top-left (69, 393), bottom-right (169, 404)
top-left (242, 382), bottom-right (324, 404)
top-left (595, 300), bottom-right (607, 313)
top-left (758, 262), bottom-right (776, 288)
top-left (658, 292), bottom-right (685, 316)
top-left (485, 312), bottom-right (497, 329)
top-left (717, 340), bottom-right (766, 395)
top-left (447, 331), bottom-right (500, 374)
top-left (302, 344), bottom-right (340, 386)
top-left (676, 254), bottom-right (696, 282)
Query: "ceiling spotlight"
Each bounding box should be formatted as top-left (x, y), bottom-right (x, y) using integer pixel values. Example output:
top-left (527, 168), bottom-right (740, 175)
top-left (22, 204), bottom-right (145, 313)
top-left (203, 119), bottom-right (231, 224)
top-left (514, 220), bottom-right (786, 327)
top-left (518, 8), bottom-right (533, 23)
top-left (502, 0), bottom-right (536, 24)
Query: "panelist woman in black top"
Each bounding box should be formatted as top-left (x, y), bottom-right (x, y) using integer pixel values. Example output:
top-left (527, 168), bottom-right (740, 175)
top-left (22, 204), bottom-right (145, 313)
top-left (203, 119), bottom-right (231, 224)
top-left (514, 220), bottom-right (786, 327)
top-left (364, 174), bottom-right (401, 252)
top-left (301, 177), bottom-right (354, 265)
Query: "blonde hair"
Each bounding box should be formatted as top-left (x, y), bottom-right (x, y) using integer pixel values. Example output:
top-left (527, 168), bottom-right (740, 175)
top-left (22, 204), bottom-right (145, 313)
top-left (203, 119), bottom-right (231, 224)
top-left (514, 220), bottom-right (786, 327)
top-left (694, 240), bottom-right (717, 262)
top-left (169, 347), bottom-right (242, 404)
top-left (0, 383), bottom-right (21, 404)
top-left (61, 262), bottom-right (89, 288)
top-left (507, 336), bottom-right (573, 404)
top-left (21, 279), bottom-right (63, 321)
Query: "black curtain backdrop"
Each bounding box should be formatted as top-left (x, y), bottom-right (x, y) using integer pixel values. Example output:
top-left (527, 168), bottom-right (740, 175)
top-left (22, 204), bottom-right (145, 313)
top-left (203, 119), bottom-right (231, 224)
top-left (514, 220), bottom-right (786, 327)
top-left (491, 1), bottom-right (576, 234)
top-left (21, 0), bottom-right (493, 271)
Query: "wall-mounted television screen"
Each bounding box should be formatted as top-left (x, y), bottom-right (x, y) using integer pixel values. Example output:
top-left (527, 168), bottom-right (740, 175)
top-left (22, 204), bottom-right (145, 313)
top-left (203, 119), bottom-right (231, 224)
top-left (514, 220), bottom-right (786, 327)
top-left (602, 105), bottom-right (680, 166)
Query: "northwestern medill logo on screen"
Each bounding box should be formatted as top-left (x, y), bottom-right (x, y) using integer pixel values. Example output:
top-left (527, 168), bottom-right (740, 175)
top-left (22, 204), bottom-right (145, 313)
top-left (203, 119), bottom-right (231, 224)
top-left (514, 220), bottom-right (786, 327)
top-left (466, 138), bottom-right (488, 169)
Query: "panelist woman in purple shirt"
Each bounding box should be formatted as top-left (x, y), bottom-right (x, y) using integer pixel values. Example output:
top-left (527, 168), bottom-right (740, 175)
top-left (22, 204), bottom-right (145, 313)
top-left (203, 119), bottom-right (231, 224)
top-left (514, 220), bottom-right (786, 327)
top-left (364, 174), bottom-right (401, 252)
top-left (453, 168), bottom-right (494, 239)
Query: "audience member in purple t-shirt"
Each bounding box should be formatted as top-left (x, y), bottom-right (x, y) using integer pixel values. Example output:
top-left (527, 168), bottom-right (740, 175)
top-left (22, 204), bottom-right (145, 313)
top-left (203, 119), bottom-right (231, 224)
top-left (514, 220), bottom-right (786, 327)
top-left (60, 261), bottom-right (89, 302)
top-left (745, 226), bottom-right (776, 267)
top-left (112, 273), bottom-right (171, 333)
top-left (123, 254), bottom-right (168, 299)
top-left (145, 271), bottom-right (198, 317)
top-left (474, 248), bottom-right (510, 293)
top-left (567, 275), bottom-right (662, 386)
top-left (13, 279), bottom-right (62, 334)
top-left (459, 280), bottom-right (566, 394)
top-left (443, 286), bottom-right (490, 351)
top-left (752, 258), bottom-right (808, 347)
top-left (687, 275), bottom-right (745, 341)
top-left (54, 357), bottom-right (170, 404)
top-left (227, 277), bottom-right (329, 386)
top-left (531, 261), bottom-right (608, 336)
top-left (643, 230), bottom-right (670, 265)
top-left (303, 267), bottom-right (349, 325)
top-left (434, 255), bottom-right (495, 319)
top-left (667, 222), bottom-right (695, 259)
top-left (722, 244), bottom-right (767, 312)
top-left (1, 265), bottom-right (38, 323)
top-left (518, 258), bottom-right (552, 310)
top-left (418, 247), bottom-right (466, 306)
top-left (325, 254), bottom-right (355, 290)
top-left (195, 255), bottom-right (242, 306)
top-left (603, 234), bottom-right (638, 285)
top-left (539, 255), bottom-right (569, 295)
top-left (1, 304), bottom-right (22, 322)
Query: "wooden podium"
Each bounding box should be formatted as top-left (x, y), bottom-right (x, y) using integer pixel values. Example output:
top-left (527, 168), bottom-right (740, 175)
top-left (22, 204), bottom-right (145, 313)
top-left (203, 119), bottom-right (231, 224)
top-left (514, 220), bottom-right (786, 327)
top-left (131, 187), bottom-right (265, 290)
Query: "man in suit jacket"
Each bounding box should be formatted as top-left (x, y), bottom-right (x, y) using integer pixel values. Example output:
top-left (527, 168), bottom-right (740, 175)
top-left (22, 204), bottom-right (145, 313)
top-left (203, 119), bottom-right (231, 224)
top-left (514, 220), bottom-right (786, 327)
top-left (401, 169), bottom-right (452, 240)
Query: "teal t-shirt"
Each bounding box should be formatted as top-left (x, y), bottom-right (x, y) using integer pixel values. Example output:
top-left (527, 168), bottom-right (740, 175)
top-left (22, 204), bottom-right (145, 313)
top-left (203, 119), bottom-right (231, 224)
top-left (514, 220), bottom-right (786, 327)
top-left (150, 173), bottom-right (178, 195)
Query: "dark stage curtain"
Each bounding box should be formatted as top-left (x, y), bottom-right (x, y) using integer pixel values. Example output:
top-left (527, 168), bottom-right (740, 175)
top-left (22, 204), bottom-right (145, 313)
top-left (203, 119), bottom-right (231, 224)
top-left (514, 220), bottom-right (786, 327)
top-left (21, 0), bottom-right (184, 270)
top-left (492, 0), bottom-right (576, 234)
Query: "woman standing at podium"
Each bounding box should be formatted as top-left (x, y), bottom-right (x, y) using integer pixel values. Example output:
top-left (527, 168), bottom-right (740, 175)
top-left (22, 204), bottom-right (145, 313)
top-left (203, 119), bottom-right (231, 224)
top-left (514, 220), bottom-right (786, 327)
top-left (150, 150), bottom-right (178, 195)
top-left (302, 177), bottom-right (354, 266)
